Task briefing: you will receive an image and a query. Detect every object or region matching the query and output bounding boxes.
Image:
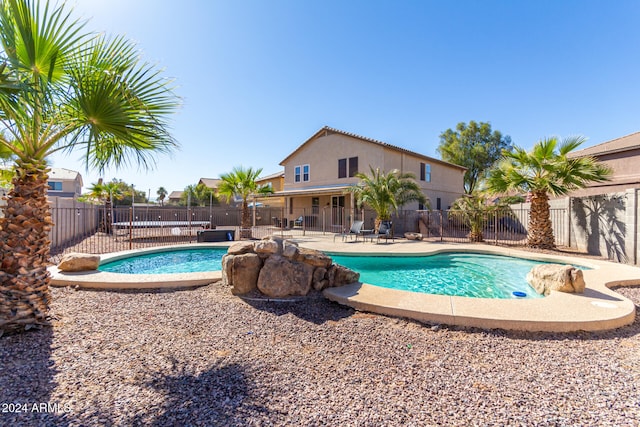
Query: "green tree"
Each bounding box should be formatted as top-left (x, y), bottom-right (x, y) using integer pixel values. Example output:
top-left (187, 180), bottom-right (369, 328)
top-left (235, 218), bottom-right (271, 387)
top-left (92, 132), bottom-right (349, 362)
top-left (0, 0), bottom-right (179, 334)
top-left (181, 183), bottom-right (218, 207)
top-left (85, 180), bottom-right (124, 233)
top-left (486, 136), bottom-right (611, 249)
top-left (450, 192), bottom-right (509, 242)
top-left (156, 186), bottom-right (168, 206)
top-left (218, 166), bottom-right (273, 237)
top-left (347, 167), bottom-right (427, 232)
top-left (437, 121), bottom-right (512, 194)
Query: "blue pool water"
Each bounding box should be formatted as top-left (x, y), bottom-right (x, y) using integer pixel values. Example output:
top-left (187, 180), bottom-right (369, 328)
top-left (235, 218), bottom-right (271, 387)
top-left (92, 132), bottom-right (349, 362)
top-left (330, 252), bottom-right (550, 299)
top-left (99, 248), bottom-right (226, 274)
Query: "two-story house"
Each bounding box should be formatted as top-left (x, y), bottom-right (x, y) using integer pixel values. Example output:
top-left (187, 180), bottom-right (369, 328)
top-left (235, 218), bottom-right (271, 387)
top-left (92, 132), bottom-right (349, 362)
top-left (567, 131), bottom-right (640, 197)
top-left (47, 168), bottom-right (83, 199)
top-left (276, 126), bottom-right (466, 227)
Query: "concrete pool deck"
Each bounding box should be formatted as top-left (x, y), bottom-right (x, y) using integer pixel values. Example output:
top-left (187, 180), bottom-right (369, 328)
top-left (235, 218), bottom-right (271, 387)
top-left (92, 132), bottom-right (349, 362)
top-left (48, 236), bottom-right (640, 332)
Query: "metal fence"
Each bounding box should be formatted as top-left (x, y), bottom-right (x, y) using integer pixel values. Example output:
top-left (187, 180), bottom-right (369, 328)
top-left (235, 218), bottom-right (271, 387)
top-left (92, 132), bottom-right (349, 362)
top-left (46, 204), bottom-right (571, 262)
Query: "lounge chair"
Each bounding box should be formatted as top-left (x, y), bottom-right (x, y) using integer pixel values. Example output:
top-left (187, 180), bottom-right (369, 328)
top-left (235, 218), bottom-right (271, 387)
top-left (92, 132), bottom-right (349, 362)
top-left (334, 220), bottom-right (365, 242)
top-left (293, 216), bottom-right (304, 228)
top-left (366, 221), bottom-right (394, 244)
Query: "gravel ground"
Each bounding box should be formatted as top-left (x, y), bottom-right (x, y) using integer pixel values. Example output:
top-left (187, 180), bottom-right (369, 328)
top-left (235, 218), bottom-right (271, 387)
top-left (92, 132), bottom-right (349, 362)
top-left (1, 281), bottom-right (639, 427)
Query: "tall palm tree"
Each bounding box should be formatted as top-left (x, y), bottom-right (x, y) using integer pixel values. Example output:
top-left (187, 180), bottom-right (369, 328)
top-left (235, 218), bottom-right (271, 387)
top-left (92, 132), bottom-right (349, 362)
top-left (86, 180), bottom-right (123, 233)
top-left (0, 0), bottom-right (179, 334)
top-left (218, 166), bottom-right (273, 238)
top-left (347, 167), bottom-right (427, 232)
top-left (156, 186), bottom-right (167, 206)
top-left (486, 136), bottom-right (611, 249)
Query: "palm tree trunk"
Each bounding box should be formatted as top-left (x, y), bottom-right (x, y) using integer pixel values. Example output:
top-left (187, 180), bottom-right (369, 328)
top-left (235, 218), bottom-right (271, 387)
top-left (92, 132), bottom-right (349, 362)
top-left (240, 200), bottom-right (251, 239)
top-left (527, 190), bottom-right (555, 249)
top-left (0, 160), bottom-right (53, 334)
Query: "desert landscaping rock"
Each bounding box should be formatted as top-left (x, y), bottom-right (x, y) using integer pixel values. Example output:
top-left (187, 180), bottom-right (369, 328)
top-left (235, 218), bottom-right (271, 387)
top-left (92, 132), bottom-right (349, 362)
top-left (57, 253), bottom-right (100, 272)
top-left (527, 263), bottom-right (586, 296)
top-left (1, 284), bottom-right (638, 426)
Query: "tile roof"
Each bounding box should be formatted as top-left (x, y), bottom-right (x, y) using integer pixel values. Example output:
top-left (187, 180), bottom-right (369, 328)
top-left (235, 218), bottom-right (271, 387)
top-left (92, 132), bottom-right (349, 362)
top-left (569, 131), bottom-right (640, 158)
top-left (279, 126), bottom-right (466, 171)
top-left (198, 178), bottom-right (221, 188)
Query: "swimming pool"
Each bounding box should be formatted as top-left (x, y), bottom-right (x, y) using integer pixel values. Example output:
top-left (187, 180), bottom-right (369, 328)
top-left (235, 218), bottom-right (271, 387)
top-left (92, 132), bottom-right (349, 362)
top-left (99, 248), bottom-right (227, 274)
top-left (330, 252), bottom-right (549, 299)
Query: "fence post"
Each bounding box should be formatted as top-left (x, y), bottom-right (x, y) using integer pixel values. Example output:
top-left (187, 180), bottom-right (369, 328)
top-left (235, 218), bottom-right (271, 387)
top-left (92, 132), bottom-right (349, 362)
top-left (494, 210), bottom-right (498, 245)
top-left (439, 210), bottom-right (443, 242)
top-left (128, 207), bottom-right (133, 250)
top-left (302, 207), bottom-right (306, 236)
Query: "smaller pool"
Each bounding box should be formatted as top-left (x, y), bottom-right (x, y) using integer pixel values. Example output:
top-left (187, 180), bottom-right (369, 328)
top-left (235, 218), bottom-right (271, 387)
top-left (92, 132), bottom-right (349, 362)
top-left (99, 248), bottom-right (226, 274)
top-left (330, 252), bottom-right (563, 299)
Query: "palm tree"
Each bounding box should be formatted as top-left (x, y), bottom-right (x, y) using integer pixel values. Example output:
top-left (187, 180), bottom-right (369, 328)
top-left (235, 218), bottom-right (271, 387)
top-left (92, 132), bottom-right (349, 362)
top-left (347, 167), bottom-right (427, 232)
top-left (450, 192), bottom-right (509, 242)
top-left (86, 180), bottom-right (123, 233)
top-left (0, 0), bottom-right (179, 334)
top-left (218, 166), bottom-right (273, 238)
top-left (156, 186), bottom-right (168, 206)
top-left (486, 136), bottom-right (611, 249)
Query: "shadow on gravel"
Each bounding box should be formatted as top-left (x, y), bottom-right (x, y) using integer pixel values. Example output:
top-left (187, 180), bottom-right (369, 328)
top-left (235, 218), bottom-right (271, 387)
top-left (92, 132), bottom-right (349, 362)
top-left (242, 296), bottom-right (355, 325)
top-left (141, 361), bottom-right (284, 426)
top-left (0, 328), bottom-right (68, 426)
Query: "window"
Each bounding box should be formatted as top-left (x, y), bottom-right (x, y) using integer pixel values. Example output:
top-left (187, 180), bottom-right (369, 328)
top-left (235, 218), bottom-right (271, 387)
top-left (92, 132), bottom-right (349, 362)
top-left (420, 163), bottom-right (431, 182)
top-left (294, 165), bottom-right (310, 182)
top-left (338, 159), bottom-right (347, 178)
top-left (48, 181), bottom-right (63, 191)
top-left (338, 157), bottom-right (358, 178)
top-left (436, 197), bottom-right (441, 210)
top-left (348, 157), bottom-right (358, 177)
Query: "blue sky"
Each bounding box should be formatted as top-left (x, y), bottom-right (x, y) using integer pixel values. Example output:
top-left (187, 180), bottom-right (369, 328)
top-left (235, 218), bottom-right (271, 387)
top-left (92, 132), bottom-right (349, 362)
top-left (53, 0), bottom-right (640, 198)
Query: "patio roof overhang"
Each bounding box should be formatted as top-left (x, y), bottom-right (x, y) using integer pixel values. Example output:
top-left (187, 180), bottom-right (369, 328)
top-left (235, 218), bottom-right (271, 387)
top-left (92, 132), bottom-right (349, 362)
top-left (272, 184), bottom-right (354, 198)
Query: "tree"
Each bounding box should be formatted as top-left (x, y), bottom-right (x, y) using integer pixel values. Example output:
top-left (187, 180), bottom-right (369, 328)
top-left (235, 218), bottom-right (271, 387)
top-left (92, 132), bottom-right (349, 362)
top-left (486, 136), bottom-right (611, 249)
top-left (218, 166), bottom-right (273, 237)
top-left (347, 167), bottom-right (427, 232)
top-left (85, 180), bottom-right (124, 233)
top-left (437, 121), bottom-right (512, 194)
top-left (156, 186), bottom-right (168, 206)
top-left (450, 192), bottom-right (509, 242)
top-left (0, 0), bottom-right (179, 334)
top-left (181, 183), bottom-right (218, 207)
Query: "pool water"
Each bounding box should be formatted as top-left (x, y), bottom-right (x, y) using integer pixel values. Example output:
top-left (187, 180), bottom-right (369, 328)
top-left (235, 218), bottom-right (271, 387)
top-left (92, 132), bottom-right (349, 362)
top-left (330, 252), bottom-right (549, 299)
top-left (99, 248), bottom-right (226, 274)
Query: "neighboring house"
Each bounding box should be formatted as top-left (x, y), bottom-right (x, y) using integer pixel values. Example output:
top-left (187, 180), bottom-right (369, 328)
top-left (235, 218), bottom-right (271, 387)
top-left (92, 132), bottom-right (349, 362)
top-left (47, 168), bottom-right (83, 199)
top-left (568, 131), bottom-right (640, 197)
top-left (167, 190), bottom-right (183, 205)
top-left (256, 170), bottom-right (285, 207)
top-left (198, 178), bottom-right (222, 192)
top-left (276, 126), bottom-right (466, 226)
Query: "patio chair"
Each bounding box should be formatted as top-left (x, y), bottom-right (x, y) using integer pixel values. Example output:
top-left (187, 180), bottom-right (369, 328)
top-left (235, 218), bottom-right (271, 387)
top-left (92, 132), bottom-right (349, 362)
top-left (334, 220), bottom-right (365, 242)
top-left (367, 221), bottom-right (394, 244)
top-left (293, 216), bottom-right (304, 228)
top-left (272, 217), bottom-right (282, 228)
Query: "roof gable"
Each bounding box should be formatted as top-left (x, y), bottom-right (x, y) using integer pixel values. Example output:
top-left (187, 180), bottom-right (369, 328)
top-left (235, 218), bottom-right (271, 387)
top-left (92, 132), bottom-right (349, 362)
top-left (279, 126), bottom-right (466, 171)
top-left (569, 131), bottom-right (640, 158)
top-left (198, 178), bottom-right (221, 188)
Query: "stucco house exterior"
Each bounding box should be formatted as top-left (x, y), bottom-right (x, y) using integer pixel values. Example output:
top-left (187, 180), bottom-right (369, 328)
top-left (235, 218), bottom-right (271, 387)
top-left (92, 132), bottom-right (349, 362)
top-left (256, 170), bottom-right (285, 207)
top-left (275, 126), bottom-right (466, 227)
top-left (47, 168), bottom-right (83, 199)
top-left (567, 131), bottom-right (640, 197)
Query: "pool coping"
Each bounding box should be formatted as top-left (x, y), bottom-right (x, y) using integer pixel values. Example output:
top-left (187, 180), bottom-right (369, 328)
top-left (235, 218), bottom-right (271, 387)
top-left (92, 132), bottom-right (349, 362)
top-left (49, 243), bottom-right (227, 289)
top-left (316, 243), bottom-right (640, 332)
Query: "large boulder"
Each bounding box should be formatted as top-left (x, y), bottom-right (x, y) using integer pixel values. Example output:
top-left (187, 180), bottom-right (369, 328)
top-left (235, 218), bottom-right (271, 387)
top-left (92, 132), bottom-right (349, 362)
top-left (222, 253), bottom-right (263, 295)
top-left (254, 236), bottom-right (283, 257)
top-left (526, 264), bottom-right (586, 296)
top-left (227, 241), bottom-right (255, 255)
top-left (58, 253), bottom-right (100, 272)
top-left (257, 255), bottom-right (314, 297)
top-left (327, 263), bottom-right (360, 287)
top-left (295, 247), bottom-right (333, 269)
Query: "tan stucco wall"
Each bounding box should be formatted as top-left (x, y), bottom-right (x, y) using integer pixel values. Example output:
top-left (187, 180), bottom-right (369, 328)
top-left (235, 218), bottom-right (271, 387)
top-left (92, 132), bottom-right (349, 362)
top-left (281, 131), bottom-right (465, 211)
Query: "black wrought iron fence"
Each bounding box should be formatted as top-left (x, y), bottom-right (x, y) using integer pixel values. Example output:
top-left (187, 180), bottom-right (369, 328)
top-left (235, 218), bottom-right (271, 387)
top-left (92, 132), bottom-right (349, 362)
top-left (46, 203), bottom-right (570, 262)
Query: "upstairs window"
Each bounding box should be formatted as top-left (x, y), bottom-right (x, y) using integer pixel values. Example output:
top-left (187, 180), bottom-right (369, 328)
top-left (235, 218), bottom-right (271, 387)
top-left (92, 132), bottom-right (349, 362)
top-left (48, 181), bottom-right (63, 191)
top-left (338, 159), bottom-right (347, 178)
top-left (294, 165), bottom-right (310, 182)
top-left (338, 157), bottom-right (358, 178)
top-left (420, 163), bottom-right (431, 182)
